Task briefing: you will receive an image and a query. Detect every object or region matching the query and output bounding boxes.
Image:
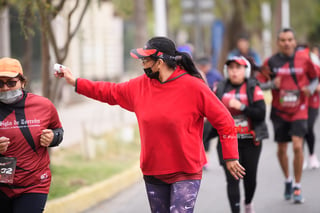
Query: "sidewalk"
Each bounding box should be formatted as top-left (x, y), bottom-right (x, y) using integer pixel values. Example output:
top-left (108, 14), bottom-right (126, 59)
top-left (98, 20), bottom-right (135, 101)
top-left (56, 96), bottom-right (137, 148)
top-left (44, 162), bottom-right (141, 213)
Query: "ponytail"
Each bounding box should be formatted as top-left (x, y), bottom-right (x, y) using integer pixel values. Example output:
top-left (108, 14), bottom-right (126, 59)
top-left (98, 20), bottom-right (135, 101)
top-left (156, 49), bottom-right (203, 80)
top-left (175, 51), bottom-right (203, 80)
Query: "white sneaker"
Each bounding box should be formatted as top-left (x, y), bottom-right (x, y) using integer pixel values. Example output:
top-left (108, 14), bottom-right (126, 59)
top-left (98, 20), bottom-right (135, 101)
top-left (309, 154), bottom-right (320, 169)
top-left (303, 160), bottom-right (308, 170)
top-left (245, 203), bottom-right (255, 213)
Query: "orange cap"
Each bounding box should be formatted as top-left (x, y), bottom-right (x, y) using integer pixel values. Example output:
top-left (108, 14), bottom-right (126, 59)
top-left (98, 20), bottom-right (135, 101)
top-left (0, 57), bottom-right (23, 78)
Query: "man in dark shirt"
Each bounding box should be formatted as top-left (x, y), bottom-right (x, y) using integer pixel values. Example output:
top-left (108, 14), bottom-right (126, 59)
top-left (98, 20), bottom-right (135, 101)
top-left (228, 34), bottom-right (262, 67)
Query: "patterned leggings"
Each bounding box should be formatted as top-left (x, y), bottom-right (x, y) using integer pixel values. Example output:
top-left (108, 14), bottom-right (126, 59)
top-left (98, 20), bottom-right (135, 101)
top-left (144, 179), bottom-right (201, 213)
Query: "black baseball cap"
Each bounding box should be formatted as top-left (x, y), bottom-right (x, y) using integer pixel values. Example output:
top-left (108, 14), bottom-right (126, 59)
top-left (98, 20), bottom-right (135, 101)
top-left (130, 37), bottom-right (176, 59)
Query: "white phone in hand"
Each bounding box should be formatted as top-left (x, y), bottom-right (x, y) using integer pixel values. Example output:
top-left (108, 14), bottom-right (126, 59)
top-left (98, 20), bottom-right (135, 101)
top-left (53, 63), bottom-right (66, 73)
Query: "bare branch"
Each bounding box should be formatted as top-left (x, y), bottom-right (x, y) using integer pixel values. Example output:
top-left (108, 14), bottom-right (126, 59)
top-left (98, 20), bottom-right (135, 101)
top-left (36, 0), bottom-right (61, 62)
top-left (53, 0), bottom-right (67, 18)
top-left (70, 0), bottom-right (90, 39)
top-left (61, 0), bottom-right (90, 61)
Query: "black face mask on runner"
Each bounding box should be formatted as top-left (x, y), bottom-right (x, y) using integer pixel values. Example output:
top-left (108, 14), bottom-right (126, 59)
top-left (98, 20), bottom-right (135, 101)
top-left (143, 61), bottom-right (160, 80)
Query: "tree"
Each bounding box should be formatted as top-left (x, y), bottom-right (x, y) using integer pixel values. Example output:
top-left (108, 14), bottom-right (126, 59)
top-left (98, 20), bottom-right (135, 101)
top-left (1, 0), bottom-right (90, 102)
top-left (213, 0), bottom-right (265, 70)
top-left (35, 0), bottom-right (90, 102)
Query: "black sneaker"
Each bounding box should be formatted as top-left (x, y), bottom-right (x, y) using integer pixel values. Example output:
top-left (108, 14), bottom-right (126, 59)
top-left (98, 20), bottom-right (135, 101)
top-left (284, 181), bottom-right (293, 200)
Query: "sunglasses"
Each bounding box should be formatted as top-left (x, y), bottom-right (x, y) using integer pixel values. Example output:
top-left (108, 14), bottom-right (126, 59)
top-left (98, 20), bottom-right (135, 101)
top-left (0, 79), bottom-right (19, 88)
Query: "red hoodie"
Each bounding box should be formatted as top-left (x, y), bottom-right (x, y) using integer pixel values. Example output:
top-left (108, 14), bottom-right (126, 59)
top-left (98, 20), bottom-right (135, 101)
top-left (76, 66), bottom-right (238, 175)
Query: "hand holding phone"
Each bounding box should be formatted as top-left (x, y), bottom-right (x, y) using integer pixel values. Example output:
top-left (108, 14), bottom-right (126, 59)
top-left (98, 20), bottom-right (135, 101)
top-left (53, 64), bottom-right (76, 87)
top-left (53, 63), bottom-right (66, 73)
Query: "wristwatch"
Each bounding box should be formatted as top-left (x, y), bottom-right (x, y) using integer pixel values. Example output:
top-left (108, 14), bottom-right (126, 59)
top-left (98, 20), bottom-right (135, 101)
top-left (240, 104), bottom-right (246, 111)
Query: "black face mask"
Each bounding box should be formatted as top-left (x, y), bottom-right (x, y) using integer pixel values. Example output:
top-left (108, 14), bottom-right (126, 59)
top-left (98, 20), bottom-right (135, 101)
top-left (143, 67), bottom-right (160, 79)
top-left (143, 61), bottom-right (160, 80)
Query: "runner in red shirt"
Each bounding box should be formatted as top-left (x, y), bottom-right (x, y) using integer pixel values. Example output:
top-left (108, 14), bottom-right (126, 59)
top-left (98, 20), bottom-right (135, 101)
top-left (55, 37), bottom-right (245, 213)
top-left (0, 58), bottom-right (64, 213)
top-left (304, 46), bottom-right (320, 169)
top-left (215, 56), bottom-right (268, 213)
top-left (256, 28), bottom-right (319, 204)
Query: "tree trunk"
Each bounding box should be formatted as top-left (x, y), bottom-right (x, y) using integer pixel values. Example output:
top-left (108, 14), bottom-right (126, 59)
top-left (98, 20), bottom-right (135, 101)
top-left (21, 4), bottom-right (33, 91)
top-left (40, 26), bottom-right (50, 98)
top-left (218, 0), bottom-right (246, 71)
top-left (134, 0), bottom-right (147, 48)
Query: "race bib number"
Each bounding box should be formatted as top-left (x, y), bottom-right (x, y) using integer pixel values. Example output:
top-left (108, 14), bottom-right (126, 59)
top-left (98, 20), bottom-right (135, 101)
top-left (234, 115), bottom-right (254, 140)
top-left (0, 157), bottom-right (17, 183)
top-left (279, 90), bottom-right (300, 108)
top-left (233, 115), bottom-right (250, 134)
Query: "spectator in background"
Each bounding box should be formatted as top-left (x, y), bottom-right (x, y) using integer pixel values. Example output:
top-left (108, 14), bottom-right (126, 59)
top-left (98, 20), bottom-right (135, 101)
top-left (195, 57), bottom-right (223, 169)
top-left (228, 34), bottom-right (262, 67)
top-left (195, 57), bottom-right (223, 90)
top-left (177, 43), bottom-right (194, 58)
top-left (304, 45), bottom-right (320, 169)
top-left (311, 45), bottom-right (320, 57)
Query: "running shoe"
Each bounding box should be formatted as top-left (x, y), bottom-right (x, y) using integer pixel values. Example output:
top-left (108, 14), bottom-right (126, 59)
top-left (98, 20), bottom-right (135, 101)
top-left (293, 187), bottom-right (304, 204)
top-left (245, 203), bottom-right (255, 213)
top-left (303, 160), bottom-right (308, 170)
top-left (284, 181), bottom-right (293, 200)
top-left (308, 154), bottom-right (320, 169)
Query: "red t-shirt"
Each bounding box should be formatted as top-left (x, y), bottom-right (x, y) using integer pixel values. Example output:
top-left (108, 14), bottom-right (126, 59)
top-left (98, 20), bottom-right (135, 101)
top-left (257, 50), bottom-right (318, 121)
top-left (76, 66), bottom-right (238, 176)
top-left (0, 92), bottom-right (62, 198)
top-left (308, 49), bottom-right (320, 109)
top-left (221, 84), bottom-right (264, 134)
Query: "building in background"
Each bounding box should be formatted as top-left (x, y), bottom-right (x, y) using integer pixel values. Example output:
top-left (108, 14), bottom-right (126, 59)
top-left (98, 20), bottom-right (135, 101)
top-left (51, 1), bottom-right (125, 104)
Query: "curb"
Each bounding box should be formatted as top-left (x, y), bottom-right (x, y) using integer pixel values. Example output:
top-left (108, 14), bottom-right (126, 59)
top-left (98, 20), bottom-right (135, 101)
top-left (44, 162), bottom-right (141, 213)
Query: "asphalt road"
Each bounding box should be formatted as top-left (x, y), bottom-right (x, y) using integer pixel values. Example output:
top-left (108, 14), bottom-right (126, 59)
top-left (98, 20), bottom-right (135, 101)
top-left (82, 111), bottom-right (320, 213)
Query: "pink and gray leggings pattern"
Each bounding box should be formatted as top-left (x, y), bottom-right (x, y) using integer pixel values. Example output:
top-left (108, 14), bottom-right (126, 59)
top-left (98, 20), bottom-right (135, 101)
top-left (145, 179), bottom-right (201, 213)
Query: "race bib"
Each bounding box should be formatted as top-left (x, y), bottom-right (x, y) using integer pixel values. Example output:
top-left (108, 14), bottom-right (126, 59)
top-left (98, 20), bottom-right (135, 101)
top-left (233, 115), bottom-right (254, 140)
top-left (233, 115), bottom-right (250, 134)
top-left (0, 157), bottom-right (17, 183)
top-left (279, 90), bottom-right (300, 108)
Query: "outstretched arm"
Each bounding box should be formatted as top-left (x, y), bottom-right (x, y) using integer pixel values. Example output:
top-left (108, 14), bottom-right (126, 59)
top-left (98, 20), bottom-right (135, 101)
top-left (54, 66), bottom-right (76, 87)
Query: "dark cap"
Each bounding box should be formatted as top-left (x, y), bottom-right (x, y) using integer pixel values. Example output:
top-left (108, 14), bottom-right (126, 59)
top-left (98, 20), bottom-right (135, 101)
top-left (130, 37), bottom-right (176, 59)
top-left (225, 56), bottom-right (248, 67)
top-left (195, 57), bottom-right (211, 65)
top-left (237, 33), bottom-right (249, 41)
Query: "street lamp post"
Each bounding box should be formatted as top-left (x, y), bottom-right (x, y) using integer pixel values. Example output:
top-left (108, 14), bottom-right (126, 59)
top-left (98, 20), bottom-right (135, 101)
top-left (181, 0), bottom-right (214, 57)
top-left (281, 0), bottom-right (290, 28)
top-left (153, 0), bottom-right (167, 36)
top-left (0, 7), bottom-right (11, 57)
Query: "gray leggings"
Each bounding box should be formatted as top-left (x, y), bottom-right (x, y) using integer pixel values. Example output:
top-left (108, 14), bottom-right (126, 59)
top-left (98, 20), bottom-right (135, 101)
top-left (144, 179), bottom-right (201, 213)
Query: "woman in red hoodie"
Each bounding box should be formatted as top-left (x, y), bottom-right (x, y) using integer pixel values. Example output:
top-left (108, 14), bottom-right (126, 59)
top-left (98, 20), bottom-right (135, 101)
top-left (55, 37), bottom-right (245, 213)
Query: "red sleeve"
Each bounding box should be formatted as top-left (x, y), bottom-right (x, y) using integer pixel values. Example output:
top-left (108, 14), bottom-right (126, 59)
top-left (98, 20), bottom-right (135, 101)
top-left (48, 101), bottom-right (62, 129)
top-left (256, 59), bottom-right (271, 83)
top-left (305, 57), bottom-right (319, 80)
top-left (253, 86), bottom-right (265, 102)
top-left (75, 78), bottom-right (135, 112)
top-left (201, 86), bottom-right (238, 160)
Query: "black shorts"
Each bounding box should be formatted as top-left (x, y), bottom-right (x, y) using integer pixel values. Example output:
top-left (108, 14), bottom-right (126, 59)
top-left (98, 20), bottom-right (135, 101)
top-left (270, 113), bottom-right (307, 142)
